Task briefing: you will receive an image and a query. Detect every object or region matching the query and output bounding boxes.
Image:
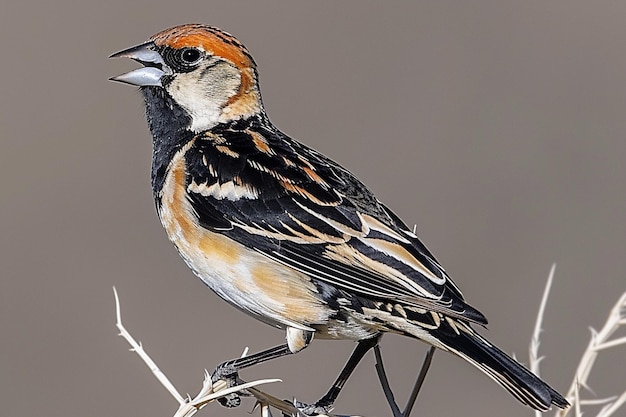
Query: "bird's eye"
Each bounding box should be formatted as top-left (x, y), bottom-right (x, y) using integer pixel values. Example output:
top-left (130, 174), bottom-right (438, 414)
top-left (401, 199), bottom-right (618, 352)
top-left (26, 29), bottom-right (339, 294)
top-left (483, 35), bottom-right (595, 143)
top-left (163, 47), bottom-right (205, 72)
top-left (181, 48), bottom-right (202, 64)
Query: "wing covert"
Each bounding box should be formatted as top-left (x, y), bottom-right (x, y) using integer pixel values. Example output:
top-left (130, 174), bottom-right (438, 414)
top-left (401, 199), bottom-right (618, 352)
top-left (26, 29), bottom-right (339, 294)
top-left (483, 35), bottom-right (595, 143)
top-left (182, 119), bottom-right (487, 325)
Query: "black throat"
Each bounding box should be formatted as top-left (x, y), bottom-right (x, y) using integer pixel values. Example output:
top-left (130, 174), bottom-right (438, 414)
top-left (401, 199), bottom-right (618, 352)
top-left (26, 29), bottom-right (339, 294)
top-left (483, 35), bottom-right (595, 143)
top-left (141, 86), bottom-right (194, 200)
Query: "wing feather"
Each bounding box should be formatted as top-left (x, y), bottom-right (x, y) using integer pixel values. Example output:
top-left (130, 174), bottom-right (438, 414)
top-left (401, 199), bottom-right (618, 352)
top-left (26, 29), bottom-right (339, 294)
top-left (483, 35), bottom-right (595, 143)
top-left (183, 120), bottom-right (487, 325)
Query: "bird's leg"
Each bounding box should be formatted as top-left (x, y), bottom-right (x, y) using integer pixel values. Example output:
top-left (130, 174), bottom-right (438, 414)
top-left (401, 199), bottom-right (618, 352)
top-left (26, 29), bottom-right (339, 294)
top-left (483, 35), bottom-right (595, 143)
top-left (374, 344), bottom-right (436, 417)
top-left (213, 329), bottom-right (313, 408)
top-left (297, 335), bottom-right (381, 416)
top-left (212, 344), bottom-right (293, 382)
top-left (212, 343), bottom-right (293, 407)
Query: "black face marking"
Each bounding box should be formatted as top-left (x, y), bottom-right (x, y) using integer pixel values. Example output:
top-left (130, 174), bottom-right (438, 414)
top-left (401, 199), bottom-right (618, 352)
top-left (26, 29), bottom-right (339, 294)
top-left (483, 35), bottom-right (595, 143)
top-left (141, 86), bottom-right (193, 199)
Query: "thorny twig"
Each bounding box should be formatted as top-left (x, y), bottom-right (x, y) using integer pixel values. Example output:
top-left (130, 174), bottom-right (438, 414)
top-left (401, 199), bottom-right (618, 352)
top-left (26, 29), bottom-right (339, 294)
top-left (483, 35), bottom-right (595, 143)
top-left (114, 267), bottom-right (626, 417)
top-left (530, 263), bottom-right (556, 377)
top-left (527, 268), bottom-right (626, 417)
top-left (554, 291), bottom-right (626, 417)
top-left (114, 287), bottom-right (283, 417)
top-left (530, 264), bottom-right (557, 417)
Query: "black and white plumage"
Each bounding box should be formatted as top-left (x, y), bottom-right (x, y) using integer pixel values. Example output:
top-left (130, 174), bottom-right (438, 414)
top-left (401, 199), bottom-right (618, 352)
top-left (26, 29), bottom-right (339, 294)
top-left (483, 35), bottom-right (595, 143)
top-left (110, 24), bottom-right (568, 413)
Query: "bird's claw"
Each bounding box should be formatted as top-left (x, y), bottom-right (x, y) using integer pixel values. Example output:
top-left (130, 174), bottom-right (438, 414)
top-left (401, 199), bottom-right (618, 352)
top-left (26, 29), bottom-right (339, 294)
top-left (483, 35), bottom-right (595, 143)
top-left (217, 392), bottom-right (241, 408)
top-left (211, 362), bottom-right (243, 408)
top-left (294, 399), bottom-right (334, 416)
top-left (211, 361), bottom-right (239, 384)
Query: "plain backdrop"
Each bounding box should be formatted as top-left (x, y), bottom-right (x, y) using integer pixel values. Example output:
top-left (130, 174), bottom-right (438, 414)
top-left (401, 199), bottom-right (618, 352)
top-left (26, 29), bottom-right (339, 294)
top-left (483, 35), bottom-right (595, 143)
top-left (1, 2), bottom-right (625, 417)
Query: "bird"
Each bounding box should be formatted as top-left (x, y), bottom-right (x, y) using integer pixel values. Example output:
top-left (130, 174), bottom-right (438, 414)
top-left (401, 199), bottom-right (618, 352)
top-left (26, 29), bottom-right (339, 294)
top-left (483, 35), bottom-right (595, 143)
top-left (110, 24), bottom-right (568, 414)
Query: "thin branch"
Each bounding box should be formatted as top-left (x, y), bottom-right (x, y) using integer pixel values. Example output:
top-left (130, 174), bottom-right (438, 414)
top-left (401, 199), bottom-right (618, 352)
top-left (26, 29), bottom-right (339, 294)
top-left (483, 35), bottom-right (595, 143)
top-left (529, 265), bottom-right (556, 417)
top-left (113, 287), bottom-right (375, 417)
top-left (593, 336), bottom-right (626, 351)
top-left (114, 286), bottom-right (186, 405)
top-left (578, 397), bottom-right (618, 406)
top-left (174, 375), bottom-right (282, 417)
top-left (114, 287), bottom-right (281, 417)
top-left (555, 291), bottom-right (626, 417)
top-left (597, 390), bottom-right (626, 417)
top-left (530, 263), bottom-right (556, 377)
top-left (574, 378), bottom-right (582, 417)
top-left (249, 387), bottom-right (302, 417)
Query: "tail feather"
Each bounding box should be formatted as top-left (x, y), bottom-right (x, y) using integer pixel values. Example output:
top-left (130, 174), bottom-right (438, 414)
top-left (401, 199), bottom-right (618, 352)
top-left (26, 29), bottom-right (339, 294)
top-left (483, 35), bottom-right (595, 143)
top-left (434, 325), bottom-right (569, 411)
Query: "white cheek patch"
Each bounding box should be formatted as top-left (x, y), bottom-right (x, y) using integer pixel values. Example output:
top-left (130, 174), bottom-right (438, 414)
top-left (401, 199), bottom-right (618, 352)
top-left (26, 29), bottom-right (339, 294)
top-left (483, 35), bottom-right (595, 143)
top-left (166, 61), bottom-right (242, 132)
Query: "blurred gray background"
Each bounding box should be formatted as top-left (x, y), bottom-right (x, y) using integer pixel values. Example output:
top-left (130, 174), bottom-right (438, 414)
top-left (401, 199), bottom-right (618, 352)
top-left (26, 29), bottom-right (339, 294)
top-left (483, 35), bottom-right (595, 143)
top-left (1, 2), bottom-right (624, 417)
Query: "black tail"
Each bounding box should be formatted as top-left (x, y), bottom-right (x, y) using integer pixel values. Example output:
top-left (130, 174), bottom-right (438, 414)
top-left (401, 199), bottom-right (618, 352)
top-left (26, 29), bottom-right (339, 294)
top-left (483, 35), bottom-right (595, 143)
top-left (435, 327), bottom-right (569, 411)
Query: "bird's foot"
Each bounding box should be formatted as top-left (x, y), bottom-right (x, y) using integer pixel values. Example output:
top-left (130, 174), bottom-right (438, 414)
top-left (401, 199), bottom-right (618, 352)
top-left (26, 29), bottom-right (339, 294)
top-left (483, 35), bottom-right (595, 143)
top-left (211, 360), bottom-right (239, 383)
top-left (211, 362), bottom-right (242, 408)
top-left (294, 399), bottom-right (334, 416)
top-left (217, 392), bottom-right (241, 408)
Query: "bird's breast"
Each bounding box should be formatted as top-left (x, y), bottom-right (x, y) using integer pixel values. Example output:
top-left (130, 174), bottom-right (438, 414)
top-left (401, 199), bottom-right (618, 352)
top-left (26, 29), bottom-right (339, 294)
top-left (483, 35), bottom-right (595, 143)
top-left (156, 144), bottom-right (333, 331)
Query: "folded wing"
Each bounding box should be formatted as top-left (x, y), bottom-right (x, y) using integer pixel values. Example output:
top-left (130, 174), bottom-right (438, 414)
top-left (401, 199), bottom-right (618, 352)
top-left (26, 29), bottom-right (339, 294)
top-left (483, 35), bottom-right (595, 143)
top-left (183, 121), bottom-right (487, 326)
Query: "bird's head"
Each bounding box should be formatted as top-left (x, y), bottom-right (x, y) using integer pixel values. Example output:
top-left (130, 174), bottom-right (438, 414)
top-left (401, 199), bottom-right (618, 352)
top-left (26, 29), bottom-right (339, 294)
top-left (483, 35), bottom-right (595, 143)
top-left (110, 24), bottom-right (262, 132)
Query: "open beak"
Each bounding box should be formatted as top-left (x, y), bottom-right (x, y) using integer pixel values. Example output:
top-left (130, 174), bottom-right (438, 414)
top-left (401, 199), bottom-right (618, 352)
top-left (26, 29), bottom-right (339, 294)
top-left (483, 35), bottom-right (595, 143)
top-left (109, 41), bottom-right (172, 87)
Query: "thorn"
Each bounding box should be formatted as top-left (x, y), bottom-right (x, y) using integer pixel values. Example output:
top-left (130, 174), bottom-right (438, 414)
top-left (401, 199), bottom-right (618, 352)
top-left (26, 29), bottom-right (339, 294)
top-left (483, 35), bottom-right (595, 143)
top-left (251, 400), bottom-right (261, 413)
top-left (241, 346), bottom-right (250, 358)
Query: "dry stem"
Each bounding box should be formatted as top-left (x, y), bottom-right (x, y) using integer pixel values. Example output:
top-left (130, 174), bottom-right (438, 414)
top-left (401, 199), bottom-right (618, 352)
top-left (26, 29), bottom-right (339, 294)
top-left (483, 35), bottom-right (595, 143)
top-left (527, 268), bottom-right (626, 417)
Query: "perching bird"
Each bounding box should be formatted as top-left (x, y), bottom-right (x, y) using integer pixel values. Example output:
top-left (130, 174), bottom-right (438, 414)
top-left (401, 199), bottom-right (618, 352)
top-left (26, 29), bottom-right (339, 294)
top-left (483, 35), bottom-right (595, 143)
top-left (110, 24), bottom-right (568, 414)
